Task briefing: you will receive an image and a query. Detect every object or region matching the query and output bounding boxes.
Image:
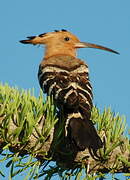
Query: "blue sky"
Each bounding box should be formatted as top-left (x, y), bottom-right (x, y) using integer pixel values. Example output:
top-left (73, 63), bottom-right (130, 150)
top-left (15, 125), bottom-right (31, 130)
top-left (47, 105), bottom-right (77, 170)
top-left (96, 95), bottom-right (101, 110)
top-left (0, 0), bottom-right (130, 179)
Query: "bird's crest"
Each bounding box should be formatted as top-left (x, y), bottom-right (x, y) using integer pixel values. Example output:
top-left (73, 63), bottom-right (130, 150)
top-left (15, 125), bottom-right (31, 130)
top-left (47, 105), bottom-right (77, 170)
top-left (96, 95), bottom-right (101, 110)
top-left (19, 29), bottom-right (71, 45)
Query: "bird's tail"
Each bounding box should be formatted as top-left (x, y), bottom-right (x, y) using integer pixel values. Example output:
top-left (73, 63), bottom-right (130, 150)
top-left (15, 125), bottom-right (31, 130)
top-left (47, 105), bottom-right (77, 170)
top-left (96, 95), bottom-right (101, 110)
top-left (65, 111), bottom-right (103, 151)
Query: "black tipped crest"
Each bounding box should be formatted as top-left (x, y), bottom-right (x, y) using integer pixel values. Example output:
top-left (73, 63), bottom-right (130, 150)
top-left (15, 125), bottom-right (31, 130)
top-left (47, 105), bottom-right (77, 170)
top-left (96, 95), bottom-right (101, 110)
top-left (54, 30), bottom-right (59, 32)
top-left (61, 29), bottom-right (67, 32)
top-left (19, 40), bottom-right (31, 44)
top-left (54, 29), bottom-right (67, 32)
top-left (39, 33), bottom-right (46, 37)
top-left (27, 36), bottom-right (36, 40)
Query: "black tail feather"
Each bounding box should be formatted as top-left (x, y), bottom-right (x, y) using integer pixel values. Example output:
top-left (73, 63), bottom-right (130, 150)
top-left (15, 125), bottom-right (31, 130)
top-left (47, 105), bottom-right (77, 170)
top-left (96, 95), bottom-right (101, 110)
top-left (68, 117), bottom-right (103, 151)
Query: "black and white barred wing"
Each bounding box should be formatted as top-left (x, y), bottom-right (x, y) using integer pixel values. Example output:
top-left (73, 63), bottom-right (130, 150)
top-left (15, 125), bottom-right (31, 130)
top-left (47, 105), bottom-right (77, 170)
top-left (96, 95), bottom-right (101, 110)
top-left (38, 62), bottom-right (92, 112)
top-left (38, 56), bottom-right (102, 150)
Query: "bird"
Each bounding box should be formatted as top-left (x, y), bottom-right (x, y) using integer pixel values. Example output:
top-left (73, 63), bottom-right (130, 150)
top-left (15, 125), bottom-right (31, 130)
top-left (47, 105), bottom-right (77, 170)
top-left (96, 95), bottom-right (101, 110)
top-left (20, 29), bottom-right (119, 151)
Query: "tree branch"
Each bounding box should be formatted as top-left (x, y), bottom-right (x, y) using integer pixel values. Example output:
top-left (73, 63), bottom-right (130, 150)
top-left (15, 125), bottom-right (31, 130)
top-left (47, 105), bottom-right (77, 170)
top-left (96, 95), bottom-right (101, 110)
top-left (0, 83), bottom-right (129, 179)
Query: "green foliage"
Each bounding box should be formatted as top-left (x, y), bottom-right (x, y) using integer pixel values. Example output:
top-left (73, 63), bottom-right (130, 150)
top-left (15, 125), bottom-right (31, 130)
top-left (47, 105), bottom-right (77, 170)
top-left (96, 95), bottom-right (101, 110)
top-left (0, 83), bottom-right (57, 145)
top-left (0, 84), bottom-right (129, 180)
top-left (0, 83), bottom-right (58, 178)
top-left (91, 107), bottom-right (128, 159)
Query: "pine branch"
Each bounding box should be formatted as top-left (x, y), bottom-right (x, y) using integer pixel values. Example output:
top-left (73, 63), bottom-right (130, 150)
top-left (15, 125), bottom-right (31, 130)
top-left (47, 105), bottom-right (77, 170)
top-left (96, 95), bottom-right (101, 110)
top-left (0, 83), bottom-right (129, 179)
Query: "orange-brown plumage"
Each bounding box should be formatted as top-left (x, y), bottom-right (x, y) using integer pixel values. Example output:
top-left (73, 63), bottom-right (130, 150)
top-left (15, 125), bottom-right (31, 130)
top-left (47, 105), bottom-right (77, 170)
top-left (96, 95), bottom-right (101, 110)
top-left (20, 29), bottom-right (119, 151)
top-left (20, 30), bottom-right (119, 59)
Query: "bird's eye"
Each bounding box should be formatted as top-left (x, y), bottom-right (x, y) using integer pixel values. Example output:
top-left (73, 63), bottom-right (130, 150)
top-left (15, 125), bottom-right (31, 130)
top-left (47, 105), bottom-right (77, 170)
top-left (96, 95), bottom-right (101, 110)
top-left (64, 37), bottom-right (70, 41)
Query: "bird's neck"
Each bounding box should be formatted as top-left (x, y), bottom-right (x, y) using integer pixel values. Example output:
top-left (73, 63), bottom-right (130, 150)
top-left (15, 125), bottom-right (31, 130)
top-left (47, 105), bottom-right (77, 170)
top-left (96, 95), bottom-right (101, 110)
top-left (44, 45), bottom-right (77, 59)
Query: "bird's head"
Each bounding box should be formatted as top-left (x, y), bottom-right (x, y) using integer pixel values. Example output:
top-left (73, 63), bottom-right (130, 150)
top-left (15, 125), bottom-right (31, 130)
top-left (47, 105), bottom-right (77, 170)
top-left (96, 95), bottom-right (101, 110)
top-left (20, 29), bottom-right (119, 59)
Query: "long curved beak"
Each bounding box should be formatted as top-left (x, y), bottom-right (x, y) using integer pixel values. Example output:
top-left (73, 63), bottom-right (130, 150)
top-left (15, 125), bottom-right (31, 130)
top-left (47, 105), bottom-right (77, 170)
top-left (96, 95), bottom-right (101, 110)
top-left (75, 42), bottom-right (119, 54)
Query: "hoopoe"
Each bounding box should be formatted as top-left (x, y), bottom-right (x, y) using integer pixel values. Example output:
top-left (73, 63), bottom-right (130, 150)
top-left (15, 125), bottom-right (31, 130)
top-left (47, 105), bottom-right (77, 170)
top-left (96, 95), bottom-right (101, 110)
top-left (20, 29), bottom-right (119, 151)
